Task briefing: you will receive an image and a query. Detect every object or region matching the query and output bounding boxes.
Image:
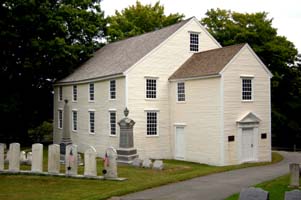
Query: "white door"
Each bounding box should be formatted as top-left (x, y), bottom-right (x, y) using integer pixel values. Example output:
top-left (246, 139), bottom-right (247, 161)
top-left (242, 128), bottom-right (255, 162)
top-left (175, 126), bottom-right (185, 159)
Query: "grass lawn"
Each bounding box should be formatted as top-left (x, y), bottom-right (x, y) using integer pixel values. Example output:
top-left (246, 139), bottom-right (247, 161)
top-left (225, 174), bottom-right (300, 200)
top-left (0, 151), bottom-right (282, 200)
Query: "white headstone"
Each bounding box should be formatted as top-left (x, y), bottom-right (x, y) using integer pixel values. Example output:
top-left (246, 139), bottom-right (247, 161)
top-left (20, 151), bottom-right (27, 164)
top-left (104, 147), bottom-right (118, 179)
top-left (239, 187), bottom-right (269, 200)
top-left (8, 143), bottom-right (20, 172)
top-left (0, 143), bottom-right (5, 170)
top-left (142, 158), bottom-right (152, 168)
top-left (48, 144), bottom-right (60, 174)
top-left (5, 150), bottom-right (10, 161)
top-left (153, 160), bottom-right (164, 170)
top-left (27, 152), bottom-right (32, 165)
top-left (285, 189), bottom-right (301, 200)
top-left (31, 143), bottom-right (43, 173)
top-left (132, 158), bottom-right (142, 167)
top-left (65, 144), bottom-right (78, 176)
top-left (289, 163), bottom-right (300, 188)
top-left (84, 147), bottom-right (97, 177)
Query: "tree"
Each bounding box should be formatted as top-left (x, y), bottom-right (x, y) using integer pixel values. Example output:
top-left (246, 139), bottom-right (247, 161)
top-left (106, 1), bottom-right (184, 42)
top-left (201, 9), bottom-right (300, 148)
top-left (0, 0), bottom-right (106, 143)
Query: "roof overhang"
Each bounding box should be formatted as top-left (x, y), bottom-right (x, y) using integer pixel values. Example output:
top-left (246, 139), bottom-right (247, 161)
top-left (237, 112), bottom-right (261, 124)
top-left (169, 74), bottom-right (221, 82)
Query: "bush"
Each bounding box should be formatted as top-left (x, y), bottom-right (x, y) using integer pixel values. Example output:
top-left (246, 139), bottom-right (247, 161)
top-left (28, 121), bottom-right (53, 143)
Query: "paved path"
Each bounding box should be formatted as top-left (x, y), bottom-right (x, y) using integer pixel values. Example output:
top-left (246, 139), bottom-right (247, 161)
top-left (121, 151), bottom-right (301, 200)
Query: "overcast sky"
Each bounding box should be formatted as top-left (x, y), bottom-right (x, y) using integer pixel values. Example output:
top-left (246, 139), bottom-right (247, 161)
top-left (101, 0), bottom-right (300, 52)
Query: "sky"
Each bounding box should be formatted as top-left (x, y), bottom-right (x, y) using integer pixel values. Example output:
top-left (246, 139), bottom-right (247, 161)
top-left (101, 0), bottom-right (301, 52)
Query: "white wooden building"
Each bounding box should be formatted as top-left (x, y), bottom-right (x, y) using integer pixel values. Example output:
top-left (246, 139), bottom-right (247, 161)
top-left (53, 17), bottom-right (272, 166)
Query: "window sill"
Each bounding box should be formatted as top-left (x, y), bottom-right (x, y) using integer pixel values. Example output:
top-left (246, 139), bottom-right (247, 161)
top-left (241, 100), bottom-right (254, 103)
top-left (72, 130), bottom-right (78, 133)
top-left (176, 101), bottom-right (186, 104)
top-left (58, 127), bottom-right (62, 130)
top-left (89, 132), bottom-right (95, 135)
top-left (88, 100), bottom-right (95, 103)
top-left (146, 135), bottom-right (159, 138)
top-left (109, 134), bottom-right (117, 137)
top-left (109, 99), bottom-right (116, 101)
top-left (145, 98), bottom-right (158, 101)
top-left (72, 100), bottom-right (77, 103)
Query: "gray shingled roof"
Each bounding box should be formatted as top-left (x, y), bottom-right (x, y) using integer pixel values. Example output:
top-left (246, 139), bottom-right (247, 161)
top-left (58, 18), bottom-right (192, 83)
top-left (169, 43), bottom-right (246, 80)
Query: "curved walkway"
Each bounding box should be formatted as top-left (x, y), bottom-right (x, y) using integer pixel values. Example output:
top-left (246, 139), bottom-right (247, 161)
top-left (121, 151), bottom-right (301, 200)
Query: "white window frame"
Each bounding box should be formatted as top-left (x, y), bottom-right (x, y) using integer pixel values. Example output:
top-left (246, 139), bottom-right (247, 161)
top-left (72, 85), bottom-right (77, 102)
top-left (145, 77), bottom-right (158, 99)
top-left (109, 80), bottom-right (116, 100)
top-left (58, 109), bottom-right (63, 129)
top-left (189, 32), bottom-right (200, 52)
top-left (241, 76), bottom-right (254, 101)
top-left (109, 110), bottom-right (117, 136)
top-left (58, 86), bottom-right (63, 101)
top-left (177, 82), bottom-right (186, 102)
top-left (89, 83), bottom-right (95, 102)
top-left (145, 110), bottom-right (159, 136)
top-left (72, 109), bottom-right (78, 132)
top-left (88, 110), bottom-right (95, 134)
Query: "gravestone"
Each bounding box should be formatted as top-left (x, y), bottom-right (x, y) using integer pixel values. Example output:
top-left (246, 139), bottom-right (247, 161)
top-left (142, 158), bottom-right (152, 168)
top-left (48, 144), bottom-right (60, 174)
top-left (153, 160), bottom-right (164, 170)
top-left (20, 151), bottom-right (27, 164)
top-left (5, 150), bottom-right (10, 163)
top-left (104, 147), bottom-right (118, 179)
top-left (31, 143), bottom-right (43, 173)
top-left (65, 144), bottom-right (78, 176)
top-left (132, 158), bottom-right (142, 167)
top-left (239, 187), bottom-right (269, 200)
top-left (285, 190), bottom-right (301, 200)
top-left (84, 147), bottom-right (97, 177)
top-left (289, 163), bottom-right (300, 188)
top-left (27, 152), bottom-right (32, 165)
top-left (60, 99), bottom-right (72, 162)
top-left (8, 143), bottom-right (20, 172)
top-left (0, 143), bottom-right (5, 170)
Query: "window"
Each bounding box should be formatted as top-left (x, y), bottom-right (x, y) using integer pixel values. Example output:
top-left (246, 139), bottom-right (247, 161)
top-left (109, 111), bottom-right (116, 135)
top-left (58, 109), bottom-right (63, 129)
top-left (242, 78), bottom-right (253, 100)
top-left (190, 33), bottom-right (199, 52)
top-left (177, 82), bottom-right (185, 102)
top-left (147, 112), bottom-right (158, 135)
top-left (146, 79), bottom-right (157, 99)
top-left (89, 83), bottom-right (94, 101)
top-left (110, 80), bottom-right (116, 99)
top-left (58, 86), bottom-right (63, 101)
top-left (72, 110), bottom-right (77, 131)
top-left (89, 111), bottom-right (95, 134)
top-left (72, 85), bottom-right (77, 102)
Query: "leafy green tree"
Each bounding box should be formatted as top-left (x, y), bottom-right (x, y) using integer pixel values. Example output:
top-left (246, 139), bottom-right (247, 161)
top-left (0, 0), bottom-right (106, 143)
top-left (106, 1), bottom-right (184, 42)
top-left (201, 9), bottom-right (300, 148)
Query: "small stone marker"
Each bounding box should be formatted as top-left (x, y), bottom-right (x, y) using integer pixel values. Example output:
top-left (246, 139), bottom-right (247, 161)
top-left (285, 189), bottom-right (301, 200)
top-left (65, 144), bottom-right (78, 176)
top-left (84, 147), bottom-right (97, 177)
top-left (20, 151), bottom-right (27, 164)
top-left (31, 143), bottom-right (43, 173)
top-left (104, 147), bottom-right (118, 179)
top-left (27, 152), bottom-right (32, 165)
top-left (239, 187), bottom-right (269, 200)
top-left (289, 163), bottom-right (300, 188)
top-left (142, 158), bottom-right (152, 168)
top-left (0, 143), bottom-right (5, 170)
top-left (8, 143), bottom-right (20, 172)
top-left (48, 144), bottom-right (60, 174)
top-left (132, 158), bottom-right (142, 167)
top-left (153, 160), bottom-right (164, 170)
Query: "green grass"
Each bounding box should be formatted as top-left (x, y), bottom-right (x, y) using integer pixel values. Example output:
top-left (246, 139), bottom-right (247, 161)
top-left (0, 152), bottom-right (283, 200)
top-left (225, 174), bottom-right (300, 200)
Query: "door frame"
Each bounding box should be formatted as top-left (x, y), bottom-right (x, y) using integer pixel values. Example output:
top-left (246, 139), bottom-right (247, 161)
top-left (174, 124), bottom-right (186, 160)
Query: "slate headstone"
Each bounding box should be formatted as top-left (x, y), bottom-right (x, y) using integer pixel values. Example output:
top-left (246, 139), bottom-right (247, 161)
top-left (142, 158), bottom-right (152, 168)
top-left (65, 144), bottom-right (78, 176)
top-left (31, 143), bottom-right (43, 173)
top-left (48, 144), bottom-right (60, 174)
top-left (289, 163), bottom-right (300, 188)
top-left (153, 160), bottom-right (164, 170)
top-left (0, 143), bottom-right (5, 170)
top-left (285, 190), bottom-right (301, 200)
top-left (84, 147), bottom-right (97, 177)
top-left (132, 158), bottom-right (142, 167)
top-left (239, 187), bottom-right (269, 200)
top-left (8, 143), bottom-right (20, 172)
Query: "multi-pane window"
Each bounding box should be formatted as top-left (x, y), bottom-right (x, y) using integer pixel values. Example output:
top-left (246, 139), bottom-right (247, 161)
top-left (58, 109), bottom-right (63, 129)
top-left (109, 111), bottom-right (116, 135)
top-left (242, 78), bottom-right (253, 100)
top-left (190, 33), bottom-right (199, 52)
top-left (72, 85), bottom-right (77, 102)
top-left (110, 80), bottom-right (116, 99)
top-left (147, 112), bottom-right (158, 135)
top-left (146, 79), bottom-right (157, 99)
top-left (177, 82), bottom-right (185, 102)
top-left (72, 110), bottom-right (77, 131)
top-left (89, 111), bottom-right (95, 133)
top-left (89, 83), bottom-right (94, 101)
top-left (58, 86), bottom-right (63, 101)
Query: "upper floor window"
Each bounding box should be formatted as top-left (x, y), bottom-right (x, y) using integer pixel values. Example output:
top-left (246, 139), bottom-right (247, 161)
top-left (177, 82), bottom-right (185, 102)
top-left (110, 80), bottom-right (116, 100)
top-left (58, 86), bottom-right (63, 101)
top-left (89, 111), bottom-right (95, 134)
top-left (109, 111), bottom-right (116, 135)
top-left (72, 85), bottom-right (77, 102)
top-left (146, 79), bottom-right (157, 99)
top-left (190, 33), bottom-right (199, 52)
top-left (242, 78), bottom-right (253, 101)
top-left (58, 109), bottom-right (63, 129)
top-left (89, 83), bottom-right (94, 101)
top-left (72, 110), bottom-right (78, 131)
top-left (147, 111), bottom-right (158, 136)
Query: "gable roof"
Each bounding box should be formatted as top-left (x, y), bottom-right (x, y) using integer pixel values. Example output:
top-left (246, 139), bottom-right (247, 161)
top-left (58, 18), bottom-right (193, 84)
top-left (169, 43), bottom-right (245, 80)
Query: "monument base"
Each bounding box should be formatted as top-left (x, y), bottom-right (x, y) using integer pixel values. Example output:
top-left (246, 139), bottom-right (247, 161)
top-left (117, 148), bottom-right (138, 164)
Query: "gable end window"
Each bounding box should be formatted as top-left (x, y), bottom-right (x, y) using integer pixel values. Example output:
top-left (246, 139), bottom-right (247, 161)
top-left (147, 111), bottom-right (158, 135)
top-left (242, 78), bottom-right (253, 100)
top-left (110, 80), bottom-right (116, 100)
top-left (190, 33), bottom-right (199, 52)
top-left (58, 109), bottom-right (63, 129)
top-left (177, 82), bottom-right (185, 102)
top-left (72, 110), bottom-right (78, 131)
top-left (109, 111), bottom-right (116, 135)
top-left (89, 83), bottom-right (94, 101)
top-left (58, 86), bottom-right (63, 101)
top-left (146, 79), bottom-right (157, 99)
top-left (72, 85), bottom-right (77, 102)
top-left (89, 111), bottom-right (95, 134)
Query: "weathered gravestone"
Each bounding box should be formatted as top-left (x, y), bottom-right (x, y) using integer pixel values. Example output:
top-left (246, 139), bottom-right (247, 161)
top-left (0, 143), bottom-right (5, 170)
top-left (60, 99), bottom-right (72, 163)
top-left (20, 151), bottom-right (27, 164)
top-left (285, 190), bottom-right (301, 200)
top-left (239, 187), bottom-right (269, 200)
top-left (84, 147), bottom-right (97, 177)
top-left (27, 152), bottom-right (32, 165)
top-left (65, 144), bottom-right (78, 176)
top-left (8, 143), bottom-right (20, 172)
top-left (289, 163), bottom-right (300, 188)
top-left (132, 158), bottom-right (142, 167)
top-left (31, 143), bottom-right (43, 173)
top-left (48, 144), bottom-right (60, 174)
top-left (153, 160), bottom-right (164, 170)
top-left (104, 147), bottom-right (118, 179)
top-left (142, 158), bottom-right (152, 168)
